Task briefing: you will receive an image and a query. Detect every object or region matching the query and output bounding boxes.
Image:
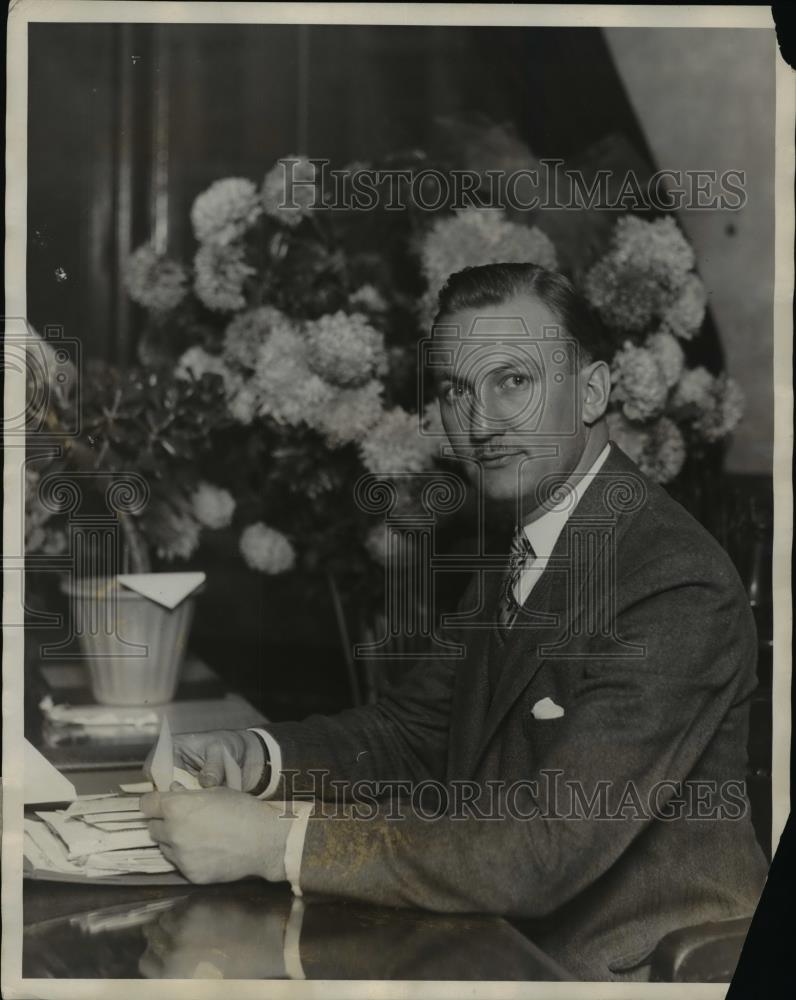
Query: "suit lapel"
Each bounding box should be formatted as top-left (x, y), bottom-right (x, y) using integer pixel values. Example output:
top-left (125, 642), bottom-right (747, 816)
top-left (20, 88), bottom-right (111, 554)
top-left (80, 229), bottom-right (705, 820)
top-left (475, 550), bottom-right (575, 769)
top-left (446, 556), bottom-right (504, 780)
top-left (465, 443), bottom-right (642, 777)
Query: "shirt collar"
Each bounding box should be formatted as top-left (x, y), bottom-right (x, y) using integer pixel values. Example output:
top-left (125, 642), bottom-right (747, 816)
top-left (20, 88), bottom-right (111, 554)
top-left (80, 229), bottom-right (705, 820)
top-left (522, 443), bottom-right (611, 559)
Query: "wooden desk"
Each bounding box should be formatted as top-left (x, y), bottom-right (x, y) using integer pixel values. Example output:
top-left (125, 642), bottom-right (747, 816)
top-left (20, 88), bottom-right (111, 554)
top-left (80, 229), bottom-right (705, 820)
top-left (21, 653), bottom-right (572, 982)
top-left (23, 880), bottom-right (572, 981)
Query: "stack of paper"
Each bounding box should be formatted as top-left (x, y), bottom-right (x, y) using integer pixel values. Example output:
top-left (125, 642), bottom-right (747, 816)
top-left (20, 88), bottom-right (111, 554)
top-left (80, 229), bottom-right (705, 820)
top-left (24, 718), bottom-right (211, 879)
top-left (39, 694), bottom-right (161, 731)
top-left (27, 792), bottom-right (175, 876)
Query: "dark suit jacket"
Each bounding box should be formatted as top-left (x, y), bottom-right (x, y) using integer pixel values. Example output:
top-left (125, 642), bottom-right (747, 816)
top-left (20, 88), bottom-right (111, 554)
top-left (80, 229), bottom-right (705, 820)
top-left (265, 443), bottom-right (768, 980)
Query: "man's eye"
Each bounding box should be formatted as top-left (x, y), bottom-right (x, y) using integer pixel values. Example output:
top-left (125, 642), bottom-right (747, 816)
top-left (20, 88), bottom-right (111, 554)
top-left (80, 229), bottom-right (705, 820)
top-left (500, 373), bottom-right (530, 391)
top-left (441, 384), bottom-right (468, 403)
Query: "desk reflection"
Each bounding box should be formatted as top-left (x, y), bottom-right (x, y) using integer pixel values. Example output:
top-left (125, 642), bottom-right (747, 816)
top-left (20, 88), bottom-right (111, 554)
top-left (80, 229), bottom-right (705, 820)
top-left (24, 883), bottom-right (570, 980)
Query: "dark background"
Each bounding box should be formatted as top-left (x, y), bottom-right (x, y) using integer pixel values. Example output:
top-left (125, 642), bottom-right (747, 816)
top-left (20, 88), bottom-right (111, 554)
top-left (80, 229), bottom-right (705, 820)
top-left (27, 23), bottom-right (678, 363)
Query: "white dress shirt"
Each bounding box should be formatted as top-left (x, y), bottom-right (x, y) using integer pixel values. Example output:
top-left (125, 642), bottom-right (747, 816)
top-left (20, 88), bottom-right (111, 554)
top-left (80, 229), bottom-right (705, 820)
top-left (513, 442), bottom-right (611, 610)
top-left (252, 441), bottom-right (612, 901)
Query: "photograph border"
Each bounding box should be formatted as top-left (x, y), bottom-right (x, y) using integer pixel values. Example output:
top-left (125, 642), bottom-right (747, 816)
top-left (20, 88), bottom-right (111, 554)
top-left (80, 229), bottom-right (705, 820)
top-left (3, 3), bottom-right (791, 998)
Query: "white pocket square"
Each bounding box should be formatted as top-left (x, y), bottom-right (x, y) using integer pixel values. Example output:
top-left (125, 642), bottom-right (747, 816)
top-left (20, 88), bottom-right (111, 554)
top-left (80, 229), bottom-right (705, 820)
top-left (531, 697), bottom-right (565, 720)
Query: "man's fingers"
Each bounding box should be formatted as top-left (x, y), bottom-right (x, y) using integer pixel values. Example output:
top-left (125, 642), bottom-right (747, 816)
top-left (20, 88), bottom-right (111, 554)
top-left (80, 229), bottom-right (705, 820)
top-left (173, 736), bottom-right (207, 772)
top-left (148, 819), bottom-right (172, 846)
top-left (198, 741), bottom-right (226, 787)
top-left (140, 791), bottom-right (163, 818)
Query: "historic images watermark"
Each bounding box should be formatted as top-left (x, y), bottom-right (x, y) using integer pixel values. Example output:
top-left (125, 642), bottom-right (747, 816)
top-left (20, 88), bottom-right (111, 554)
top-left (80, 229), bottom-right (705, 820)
top-left (275, 157), bottom-right (748, 214)
top-left (273, 770), bottom-right (752, 823)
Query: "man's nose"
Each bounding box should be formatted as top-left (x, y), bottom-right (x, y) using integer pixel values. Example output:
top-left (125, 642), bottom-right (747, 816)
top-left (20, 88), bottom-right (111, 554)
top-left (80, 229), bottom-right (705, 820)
top-left (468, 397), bottom-right (504, 443)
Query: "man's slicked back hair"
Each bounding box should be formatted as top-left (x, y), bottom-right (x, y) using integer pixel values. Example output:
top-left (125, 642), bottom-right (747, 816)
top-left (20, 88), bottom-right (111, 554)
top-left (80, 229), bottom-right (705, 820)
top-left (433, 262), bottom-right (614, 365)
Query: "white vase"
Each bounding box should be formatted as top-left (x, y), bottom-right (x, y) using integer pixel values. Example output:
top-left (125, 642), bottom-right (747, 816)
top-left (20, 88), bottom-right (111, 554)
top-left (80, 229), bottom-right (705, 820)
top-left (61, 577), bottom-right (195, 706)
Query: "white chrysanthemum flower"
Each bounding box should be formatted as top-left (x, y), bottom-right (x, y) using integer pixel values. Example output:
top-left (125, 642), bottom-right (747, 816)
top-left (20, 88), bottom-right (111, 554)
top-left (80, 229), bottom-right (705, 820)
top-left (364, 523), bottom-right (388, 565)
top-left (144, 501), bottom-right (201, 562)
top-left (671, 366), bottom-right (716, 410)
top-left (703, 375), bottom-right (744, 441)
top-left (421, 208), bottom-right (558, 305)
top-left (612, 215), bottom-right (694, 280)
top-left (606, 410), bottom-right (648, 465)
top-left (25, 466), bottom-right (54, 553)
top-left (364, 523), bottom-right (417, 566)
top-left (583, 215), bottom-right (696, 333)
top-left (643, 416), bottom-right (687, 482)
top-left (686, 373), bottom-right (745, 442)
top-left (646, 330), bottom-right (685, 389)
top-left (610, 341), bottom-right (669, 421)
top-left (305, 311), bottom-right (388, 388)
top-left (261, 155), bottom-right (317, 227)
top-left (39, 528), bottom-right (69, 556)
top-left (350, 283), bottom-right (388, 313)
top-left (226, 376), bottom-right (260, 425)
top-left (312, 380), bottom-right (384, 447)
top-left (359, 406), bottom-right (437, 475)
top-left (607, 412), bottom-right (685, 483)
top-left (193, 243), bottom-right (256, 312)
top-left (175, 346), bottom-right (228, 382)
top-left (222, 306), bottom-right (294, 371)
top-left (125, 243), bottom-right (188, 313)
top-left (239, 522), bottom-right (296, 574)
top-left (190, 178), bottom-right (262, 246)
top-left (192, 482), bottom-right (236, 530)
top-left (252, 326), bottom-right (334, 427)
top-left (660, 273), bottom-right (708, 340)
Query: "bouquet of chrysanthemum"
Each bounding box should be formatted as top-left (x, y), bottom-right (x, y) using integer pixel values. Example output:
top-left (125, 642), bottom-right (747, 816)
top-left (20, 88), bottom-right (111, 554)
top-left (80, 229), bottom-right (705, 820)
top-left (578, 214), bottom-right (742, 483)
top-left (117, 155), bottom-right (443, 610)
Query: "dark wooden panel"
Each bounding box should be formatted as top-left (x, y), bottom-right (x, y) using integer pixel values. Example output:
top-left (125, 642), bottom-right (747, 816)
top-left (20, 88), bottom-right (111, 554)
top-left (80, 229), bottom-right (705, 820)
top-left (163, 23), bottom-right (301, 260)
top-left (28, 24), bottom-right (118, 358)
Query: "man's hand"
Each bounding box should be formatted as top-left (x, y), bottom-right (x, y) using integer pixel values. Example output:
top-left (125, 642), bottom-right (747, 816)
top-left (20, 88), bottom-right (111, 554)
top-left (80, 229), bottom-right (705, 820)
top-left (142, 729), bottom-right (266, 791)
top-left (141, 787), bottom-right (292, 884)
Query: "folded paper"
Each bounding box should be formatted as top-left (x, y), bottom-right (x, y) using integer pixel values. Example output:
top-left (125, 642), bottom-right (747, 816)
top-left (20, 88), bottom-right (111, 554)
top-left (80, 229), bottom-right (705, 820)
top-left (24, 739), bottom-right (77, 805)
top-left (150, 715), bottom-right (175, 792)
top-left (36, 810), bottom-right (157, 858)
top-left (117, 572), bottom-right (205, 610)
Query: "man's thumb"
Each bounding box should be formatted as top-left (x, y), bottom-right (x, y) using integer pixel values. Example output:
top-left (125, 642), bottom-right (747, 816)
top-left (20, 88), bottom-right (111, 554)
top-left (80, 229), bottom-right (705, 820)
top-left (198, 742), bottom-right (226, 787)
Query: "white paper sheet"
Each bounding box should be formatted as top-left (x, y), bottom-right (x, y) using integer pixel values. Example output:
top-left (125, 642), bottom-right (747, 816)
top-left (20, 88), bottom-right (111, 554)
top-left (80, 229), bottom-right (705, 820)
top-left (117, 572), bottom-right (205, 609)
top-left (65, 796), bottom-right (141, 817)
top-left (81, 811), bottom-right (148, 825)
top-left (24, 739), bottom-right (77, 804)
top-left (150, 715), bottom-right (174, 792)
top-left (35, 811), bottom-right (157, 858)
top-left (24, 739), bottom-right (202, 880)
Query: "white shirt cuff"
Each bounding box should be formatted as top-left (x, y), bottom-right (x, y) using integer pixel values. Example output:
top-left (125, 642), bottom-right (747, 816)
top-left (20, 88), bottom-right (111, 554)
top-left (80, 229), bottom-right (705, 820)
top-left (284, 800), bottom-right (313, 897)
top-left (247, 727), bottom-right (282, 799)
top-left (282, 897), bottom-right (306, 979)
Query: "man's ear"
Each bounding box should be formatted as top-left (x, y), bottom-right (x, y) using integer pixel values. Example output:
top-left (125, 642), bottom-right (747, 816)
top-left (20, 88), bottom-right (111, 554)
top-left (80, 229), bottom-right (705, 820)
top-left (580, 360), bottom-right (611, 425)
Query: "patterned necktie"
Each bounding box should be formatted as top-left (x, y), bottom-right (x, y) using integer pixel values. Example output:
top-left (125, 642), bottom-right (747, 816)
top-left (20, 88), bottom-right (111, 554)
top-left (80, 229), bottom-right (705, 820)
top-left (495, 528), bottom-right (536, 630)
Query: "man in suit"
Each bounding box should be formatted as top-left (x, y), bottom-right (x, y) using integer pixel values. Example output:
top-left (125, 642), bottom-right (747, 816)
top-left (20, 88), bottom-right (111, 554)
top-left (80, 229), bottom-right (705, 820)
top-left (143, 263), bottom-right (767, 981)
